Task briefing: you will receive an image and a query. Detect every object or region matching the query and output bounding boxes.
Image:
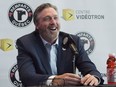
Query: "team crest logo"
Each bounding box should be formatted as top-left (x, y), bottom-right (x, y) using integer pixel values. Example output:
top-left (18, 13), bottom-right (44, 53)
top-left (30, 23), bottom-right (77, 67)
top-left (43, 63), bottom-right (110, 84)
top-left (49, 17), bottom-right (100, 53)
top-left (10, 64), bottom-right (22, 87)
top-left (76, 32), bottom-right (95, 55)
top-left (8, 3), bottom-right (33, 27)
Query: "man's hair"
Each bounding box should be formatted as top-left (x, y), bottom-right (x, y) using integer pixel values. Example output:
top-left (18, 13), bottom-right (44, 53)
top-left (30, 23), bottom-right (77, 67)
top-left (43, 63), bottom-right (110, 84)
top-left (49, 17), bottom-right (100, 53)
top-left (33, 3), bottom-right (58, 25)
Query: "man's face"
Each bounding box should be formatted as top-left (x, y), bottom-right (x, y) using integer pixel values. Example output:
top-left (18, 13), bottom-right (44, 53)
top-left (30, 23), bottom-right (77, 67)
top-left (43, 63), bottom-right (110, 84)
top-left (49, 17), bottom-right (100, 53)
top-left (36, 7), bottom-right (60, 43)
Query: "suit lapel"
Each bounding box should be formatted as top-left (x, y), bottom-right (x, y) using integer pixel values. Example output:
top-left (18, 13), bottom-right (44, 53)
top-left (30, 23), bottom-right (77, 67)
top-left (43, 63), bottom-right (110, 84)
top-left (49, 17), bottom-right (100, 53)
top-left (57, 33), bottom-right (68, 74)
top-left (34, 31), bottom-right (52, 74)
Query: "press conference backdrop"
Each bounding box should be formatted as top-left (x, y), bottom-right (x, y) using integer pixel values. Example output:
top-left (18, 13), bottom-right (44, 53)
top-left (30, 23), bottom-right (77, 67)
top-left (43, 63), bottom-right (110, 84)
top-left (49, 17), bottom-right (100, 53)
top-left (1, 0), bottom-right (116, 86)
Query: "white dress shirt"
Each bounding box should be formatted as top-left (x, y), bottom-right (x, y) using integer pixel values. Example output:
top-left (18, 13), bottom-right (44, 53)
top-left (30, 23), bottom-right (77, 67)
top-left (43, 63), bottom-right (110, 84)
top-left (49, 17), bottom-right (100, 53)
top-left (40, 35), bottom-right (58, 85)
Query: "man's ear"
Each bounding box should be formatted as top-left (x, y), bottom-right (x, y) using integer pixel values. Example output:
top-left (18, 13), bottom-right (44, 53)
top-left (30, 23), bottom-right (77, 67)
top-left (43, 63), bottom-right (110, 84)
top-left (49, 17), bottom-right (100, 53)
top-left (36, 26), bottom-right (38, 29)
top-left (35, 23), bottom-right (39, 29)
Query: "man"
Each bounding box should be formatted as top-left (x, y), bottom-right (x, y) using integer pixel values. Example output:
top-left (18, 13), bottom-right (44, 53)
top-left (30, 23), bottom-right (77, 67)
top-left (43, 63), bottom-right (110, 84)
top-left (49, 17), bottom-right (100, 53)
top-left (16, 3), bottom-right (104, 86)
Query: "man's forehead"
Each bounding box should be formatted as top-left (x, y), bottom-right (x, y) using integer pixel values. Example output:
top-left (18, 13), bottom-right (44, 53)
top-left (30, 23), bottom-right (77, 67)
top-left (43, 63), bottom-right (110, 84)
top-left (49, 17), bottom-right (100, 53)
top-left (37, 8), bottom-right (58, 19)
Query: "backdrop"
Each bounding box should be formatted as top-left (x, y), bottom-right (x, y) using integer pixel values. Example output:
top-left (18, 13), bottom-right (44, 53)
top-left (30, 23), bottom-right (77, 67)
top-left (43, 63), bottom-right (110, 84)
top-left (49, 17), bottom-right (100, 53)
top-left (1, 0), bottom-right (116, 86)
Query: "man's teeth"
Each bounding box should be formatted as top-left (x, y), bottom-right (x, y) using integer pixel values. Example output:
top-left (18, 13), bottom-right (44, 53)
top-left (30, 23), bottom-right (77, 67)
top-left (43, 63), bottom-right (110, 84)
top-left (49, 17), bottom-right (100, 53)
top-left (50, 28), bottom-right (56, 30)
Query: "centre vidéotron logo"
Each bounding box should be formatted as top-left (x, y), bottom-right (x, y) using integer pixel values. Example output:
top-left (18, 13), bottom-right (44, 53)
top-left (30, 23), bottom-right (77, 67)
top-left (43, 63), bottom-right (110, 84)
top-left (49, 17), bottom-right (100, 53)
top-left (8, 3), bottom-right (33, 27)
top-left (62, 9), bottom-right (75, 21)
top-left (0, 38), bottom-right (13, 51)
top-left (62, 9), bottom-right (104, 21)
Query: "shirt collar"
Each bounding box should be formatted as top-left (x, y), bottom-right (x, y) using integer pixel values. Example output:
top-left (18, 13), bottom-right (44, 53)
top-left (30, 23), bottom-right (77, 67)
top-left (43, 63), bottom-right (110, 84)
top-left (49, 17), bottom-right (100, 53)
top-left (40, 35), bottom-right (59, 46)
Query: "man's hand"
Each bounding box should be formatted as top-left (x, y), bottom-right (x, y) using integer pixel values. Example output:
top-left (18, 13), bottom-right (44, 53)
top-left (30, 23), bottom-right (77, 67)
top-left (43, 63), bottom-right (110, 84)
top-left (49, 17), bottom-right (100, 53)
top-left (81, 74), bottom-right (99, 86)
top-left (52, 73), bottom-right (81, 86)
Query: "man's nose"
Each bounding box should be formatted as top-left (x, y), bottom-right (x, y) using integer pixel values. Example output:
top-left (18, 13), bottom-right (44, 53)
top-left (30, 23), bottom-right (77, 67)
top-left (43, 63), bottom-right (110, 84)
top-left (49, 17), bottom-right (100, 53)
top-left (50, 18), bottom-right (56, 24)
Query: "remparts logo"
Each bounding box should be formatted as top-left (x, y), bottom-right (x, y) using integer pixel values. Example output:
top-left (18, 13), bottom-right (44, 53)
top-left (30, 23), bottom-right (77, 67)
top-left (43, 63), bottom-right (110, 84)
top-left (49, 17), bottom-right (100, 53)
top-left (62, 9), bottom-right (75, 21)
top-left (10, 64), bottom-right (22, 87)
top-left (8, 3), bottom-right (33, 27)
top-left (76, 32), bottom-right (95, 55)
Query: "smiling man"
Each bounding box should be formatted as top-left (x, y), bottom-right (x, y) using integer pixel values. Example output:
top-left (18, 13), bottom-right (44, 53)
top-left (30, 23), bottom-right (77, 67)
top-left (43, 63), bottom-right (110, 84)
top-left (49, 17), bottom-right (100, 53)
top-left (34, 5), bottom-right (60, 44)
top-left (16, 3), bottom-right (104, 86)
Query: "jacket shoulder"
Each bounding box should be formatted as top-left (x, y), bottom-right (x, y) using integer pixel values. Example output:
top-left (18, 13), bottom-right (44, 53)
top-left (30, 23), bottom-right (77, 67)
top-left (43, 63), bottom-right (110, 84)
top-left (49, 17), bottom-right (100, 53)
top-left (17, 31), bottom-right (37, 41)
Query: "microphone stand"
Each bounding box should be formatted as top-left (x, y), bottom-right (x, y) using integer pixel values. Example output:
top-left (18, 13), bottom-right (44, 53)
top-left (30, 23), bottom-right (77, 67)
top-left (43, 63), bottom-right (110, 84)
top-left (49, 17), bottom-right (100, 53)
top-left (70, 43), bottom-right (78, 74)
top-left (63, 34), bottom-right (79, 74)
top-left (72, 51), bottom-right (78, 74)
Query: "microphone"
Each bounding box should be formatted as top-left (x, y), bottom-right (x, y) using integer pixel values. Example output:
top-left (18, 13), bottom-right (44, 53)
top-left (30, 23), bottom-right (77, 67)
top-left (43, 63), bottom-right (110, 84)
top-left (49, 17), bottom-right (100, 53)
top-left (62, 34), bottom-right (78, 74)
top-left (62, 34), bottom-right (78, 55)
top-left (62, 36), bottom-right (68, 50)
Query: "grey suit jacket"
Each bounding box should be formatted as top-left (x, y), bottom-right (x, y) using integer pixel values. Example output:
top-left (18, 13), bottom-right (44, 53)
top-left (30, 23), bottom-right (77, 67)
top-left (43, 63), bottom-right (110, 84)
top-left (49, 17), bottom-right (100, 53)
top-left (16, 31), bottom-right (104, 86)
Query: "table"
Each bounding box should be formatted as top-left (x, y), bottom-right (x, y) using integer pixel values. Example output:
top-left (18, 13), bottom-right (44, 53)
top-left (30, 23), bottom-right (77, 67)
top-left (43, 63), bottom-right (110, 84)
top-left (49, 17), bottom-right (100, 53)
top-left (25, 84), bottom-right (116, 87)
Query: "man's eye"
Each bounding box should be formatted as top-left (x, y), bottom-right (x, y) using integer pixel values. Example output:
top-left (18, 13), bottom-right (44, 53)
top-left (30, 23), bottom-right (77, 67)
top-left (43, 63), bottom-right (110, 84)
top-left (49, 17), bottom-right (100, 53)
top-left (43, 17), bottom-right (51, 21)
top-left (54, 16), bottom-right (58, 20)
top-left (43, 16), bottom-right (58, 21)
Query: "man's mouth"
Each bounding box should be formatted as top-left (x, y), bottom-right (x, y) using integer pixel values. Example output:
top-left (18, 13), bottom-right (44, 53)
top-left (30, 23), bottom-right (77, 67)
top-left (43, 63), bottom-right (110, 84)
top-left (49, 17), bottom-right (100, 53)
top-left (49, 27), bottom-right (57, 31)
